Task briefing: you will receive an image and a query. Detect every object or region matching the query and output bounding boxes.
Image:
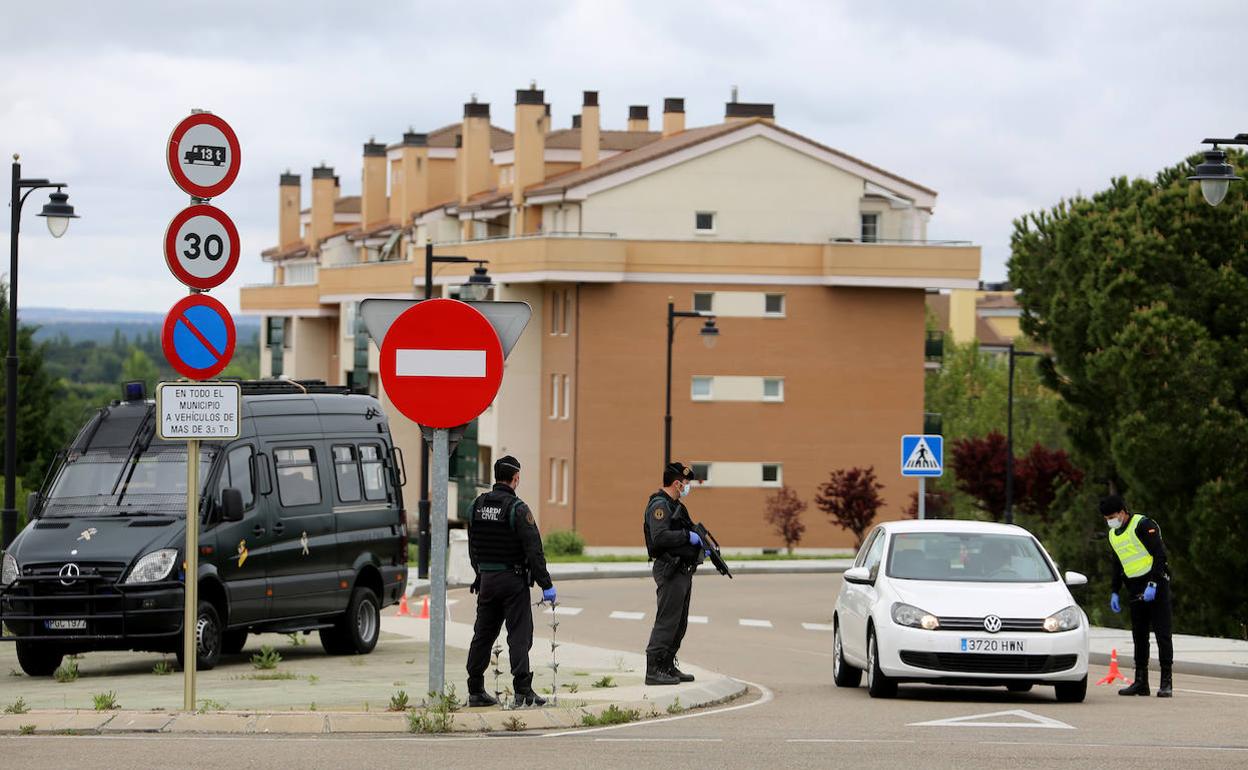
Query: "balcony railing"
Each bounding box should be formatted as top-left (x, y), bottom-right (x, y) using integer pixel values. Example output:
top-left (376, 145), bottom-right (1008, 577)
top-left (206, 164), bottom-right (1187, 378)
top-left (831, 236), bottom-right (973, 246)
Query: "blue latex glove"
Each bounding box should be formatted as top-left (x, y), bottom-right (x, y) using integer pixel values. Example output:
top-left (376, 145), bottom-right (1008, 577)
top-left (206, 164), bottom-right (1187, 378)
top-left (1142, 583), bottom-right (1157, 602)
top-left (542, 586), bottom-right (557, 603)
top-left (688, 531), bottom-right (702, 547)
top-left (1109, 593), bottom-right (1121, 613)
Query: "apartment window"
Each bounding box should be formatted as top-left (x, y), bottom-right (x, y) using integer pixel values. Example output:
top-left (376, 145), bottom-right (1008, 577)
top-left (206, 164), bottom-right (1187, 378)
top-left (550, 373), bottom-right (560, 418)
top-left (764, 293), bottom-right (785, 316)
top-left (693, 292), bottom-right (713, 313)
top-left (763, 378), bottom-right (784, 402)
top-left (551, 291), bottom-right (562, 334)
top-left (549, 458), bottom-right (558, 502)
top-left (695, 211), bottom-right (716, 233)
top-left (560, 459), bottom-right (569, 504)
top-left (861, 213), bottom-right (880, 243)
top-left (342, 302), bottom-right (357, 339)
top-left (691, 376), bottom-right (713, 400)
top-left (561, 375), bottom-right (571, 419)
top-left (690, 463), bottom-right (711, 483)
top-left (762, 463), bottom-right (782, 485)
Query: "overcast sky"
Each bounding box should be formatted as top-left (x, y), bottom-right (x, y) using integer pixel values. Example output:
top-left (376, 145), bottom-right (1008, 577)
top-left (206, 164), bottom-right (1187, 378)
top-left (2, 0), bottom-right (1245, 314)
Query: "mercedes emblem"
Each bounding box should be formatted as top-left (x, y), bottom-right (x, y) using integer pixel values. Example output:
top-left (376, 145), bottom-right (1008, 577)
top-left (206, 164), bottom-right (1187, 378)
top-left (58, 562), bottom-right (81, 586)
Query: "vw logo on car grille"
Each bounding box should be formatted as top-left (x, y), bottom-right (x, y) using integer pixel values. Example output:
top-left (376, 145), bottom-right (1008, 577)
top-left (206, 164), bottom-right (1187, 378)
top-left (58, 563), bottom-right (81, 586)
top-left (983, 614), bottom-right (1003, 634)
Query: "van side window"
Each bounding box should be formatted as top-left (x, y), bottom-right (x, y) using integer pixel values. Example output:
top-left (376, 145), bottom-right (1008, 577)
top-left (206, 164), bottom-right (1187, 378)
top-left (274, 447), bottom-right (321, 507)
top-left (359, 444), bottom-right (387, 502)
top-left (332, 445), bottom-right (362, 503)
top-left (218, 445), bottom-right (256, 510)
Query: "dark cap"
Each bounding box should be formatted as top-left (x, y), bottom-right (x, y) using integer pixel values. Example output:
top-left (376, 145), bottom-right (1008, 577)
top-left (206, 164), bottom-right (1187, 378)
top-left (1098, 494), bottom-right (1126, 517)
top-left (663, 461), bottom-right (694, 486)
top-left (494, 455), bottom-right (522, 482)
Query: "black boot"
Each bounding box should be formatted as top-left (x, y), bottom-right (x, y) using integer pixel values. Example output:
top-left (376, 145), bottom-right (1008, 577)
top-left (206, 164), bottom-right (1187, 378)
top-left (468, 691), bottom-right (499, 707)
top-left (1119, 670), bottom-right (1150, 696)
top-left (513, 690), bottom-right (547, 707)
top-left (645, 653), bottom-right (680, 685)
top-left (1157, 668), bottom-right (1173, 698)
top-left (668, 655), bottom-right (695, 683)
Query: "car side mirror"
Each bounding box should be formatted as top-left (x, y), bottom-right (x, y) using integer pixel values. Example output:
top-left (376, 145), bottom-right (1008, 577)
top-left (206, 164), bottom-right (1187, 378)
top-left (843, 566), bottom-right (873, 585)
top-left (1064, 571), bottom-right (1088, 587)
top-left (25, 491), bottom-right (41, 520)
top-left (221, 488), bottom-right (245, 522)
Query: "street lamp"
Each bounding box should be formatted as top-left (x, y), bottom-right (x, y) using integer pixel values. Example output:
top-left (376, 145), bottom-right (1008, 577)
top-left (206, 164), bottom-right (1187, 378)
top-left (665, 300), bottom-right (720, 466)
top-left (1004, 342), bottom-right (1038, 526)
top-left (454, 262), bottom-right (494, 301)
top-left (1187, 134), bottom-right (1246, 207)
top-left (6, 155), bottom-right (77, 549)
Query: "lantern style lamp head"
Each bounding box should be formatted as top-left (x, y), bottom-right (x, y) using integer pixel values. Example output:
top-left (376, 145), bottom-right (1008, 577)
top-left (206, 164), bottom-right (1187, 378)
top-left (37, 188), bottom-right (78, 238)
top-left (1188, 147), bottom-right (1241, 207)
top-left (700, 316), bottom-right (720, 349)
top-left (456, 262), bottom-right (494, 301)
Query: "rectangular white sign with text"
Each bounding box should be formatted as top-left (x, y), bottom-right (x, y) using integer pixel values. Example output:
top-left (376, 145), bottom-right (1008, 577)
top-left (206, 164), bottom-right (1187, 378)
top-left (157, 382), bottom-right (241, 440)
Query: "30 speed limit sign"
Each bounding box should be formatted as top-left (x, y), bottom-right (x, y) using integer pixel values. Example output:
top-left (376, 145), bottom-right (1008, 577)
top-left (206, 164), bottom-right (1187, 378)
top-left (163, 204), bottom-right (241, 290)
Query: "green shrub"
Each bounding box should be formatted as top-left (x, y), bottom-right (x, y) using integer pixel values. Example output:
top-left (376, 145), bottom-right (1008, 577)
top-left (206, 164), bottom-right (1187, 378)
top-left (591, 675), bottom-right (615, 689)
top-left (251, 645), bottom-right (281, 670)
top-left (582, 705), bottom-right (641, 726)
top-left (54, 659), bottom-right (79, 683)
top-left (4, 697), bottom-right (29, 714)
top-left (92, 691), bottom-right (119, 711)
top-left (152, 660), bottom-right (173, 676)
top-left (388, 690), bottom-right (410, 712)
top-left (544, 530), bottom-right (585, 557)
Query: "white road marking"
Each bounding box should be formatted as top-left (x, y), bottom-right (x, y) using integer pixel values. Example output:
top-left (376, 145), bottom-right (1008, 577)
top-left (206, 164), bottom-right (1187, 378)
top-left (909, 709), bottom-right (1075, 730)
top-left (1177, 688), bottom-right (1248, 698)
top-left (543, 678), bottom-right (775, 738)
top-left (395, 349), bottom-right (485, 377)
top-left (542, 606), bottom-right (583, 616)
top-left (595, 738), bottom-right (723, 742)
top-left (738, 618), bottom-right (773, 628)
top-left (687, 615), bottom-right (709, 624)
top-left (801, 623), bottom-right (834, 632)
top-left (609, 611), bottom-right (645, 620)
top-left (788, 739), bottom-right (916, 744)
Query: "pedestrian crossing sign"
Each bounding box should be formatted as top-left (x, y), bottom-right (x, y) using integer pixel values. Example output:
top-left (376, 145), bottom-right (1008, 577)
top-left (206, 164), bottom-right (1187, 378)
top-left (901, 434), bottom-right (943, 477)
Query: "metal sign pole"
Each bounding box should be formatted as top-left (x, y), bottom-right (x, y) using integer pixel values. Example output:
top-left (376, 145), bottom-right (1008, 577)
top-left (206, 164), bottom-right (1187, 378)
top-left (182, 437), bottom-right (200, 710)
top-left (428, 427), bottom-right (449, 695)
top-left (918, 477), bottom-right (926, 521)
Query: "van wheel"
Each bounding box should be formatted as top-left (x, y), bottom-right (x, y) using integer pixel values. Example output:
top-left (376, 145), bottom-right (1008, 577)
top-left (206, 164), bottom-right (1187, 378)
top-left (176, 601), bottom-right (223, 671)
top-left (833, 620), bottom-right (862, 688)
top-left (16, 640), bottom-right (63, 676)
top-left (866, 628), bottom-right (897, 699)
top-left (320, 586), bottom-right (380, 655)
top-left (1055, 676), bottom-right (1087, 703)
top-left (222, 630), bottom-right (248, 655)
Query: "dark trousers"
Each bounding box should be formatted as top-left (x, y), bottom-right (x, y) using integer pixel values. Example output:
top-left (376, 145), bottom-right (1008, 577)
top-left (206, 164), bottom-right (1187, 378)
top-left (466, 570), bottom-right (534, 693)
top-left (1129, 578), bottom-right (1173, 671)
top-left (645, 560), bottom-right (692, 660)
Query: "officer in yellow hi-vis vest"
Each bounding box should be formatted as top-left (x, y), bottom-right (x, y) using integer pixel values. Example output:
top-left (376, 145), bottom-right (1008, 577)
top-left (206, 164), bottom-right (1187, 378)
top-left (1100, 494), bottom-right (1172, 698)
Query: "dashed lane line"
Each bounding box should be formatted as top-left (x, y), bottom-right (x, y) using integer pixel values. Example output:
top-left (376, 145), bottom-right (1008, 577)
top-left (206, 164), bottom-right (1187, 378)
top-left (543, 678), bottom-right (775, 738)
top-left (609, 611), bottom-right (646, 620)
top-left (1176, 688), bottom-right (1248, 698)
top-left (687, 615), bottom-right (709, 624)
top-left (801, 623), bottom-right (834, 632)
top-left (738, 618), bottom-right (774, 628)
top-left (542, 606), bottom-right (583, 616)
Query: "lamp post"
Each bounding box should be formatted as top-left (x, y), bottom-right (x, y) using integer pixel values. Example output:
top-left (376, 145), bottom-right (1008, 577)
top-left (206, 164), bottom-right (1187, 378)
top-left (416, 242), bottom-right (491, 578)
top-left (5, 156), bottom-right (77, 550)
top-left (1187, 134), bottom-right (1245, 206)
top-left (1004, 342), bottom-right (1038, 526)
top-left (665, 300), bottom-right (719, 466)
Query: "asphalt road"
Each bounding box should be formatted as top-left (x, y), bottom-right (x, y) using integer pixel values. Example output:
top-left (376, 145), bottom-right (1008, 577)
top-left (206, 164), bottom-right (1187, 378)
top-left (5, 573), bottom-right (1247, 769)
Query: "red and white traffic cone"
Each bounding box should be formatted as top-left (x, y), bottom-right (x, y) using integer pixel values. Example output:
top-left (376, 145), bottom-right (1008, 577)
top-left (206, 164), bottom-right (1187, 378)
top-left (396, 594), bottom-right (411, 617)
top-left (1096, 648), bottom-right (1132, 685)
top-left (417, 596), bottom-right (430, 620)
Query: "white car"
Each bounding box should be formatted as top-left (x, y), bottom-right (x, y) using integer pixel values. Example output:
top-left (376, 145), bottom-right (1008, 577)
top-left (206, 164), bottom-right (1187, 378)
top-left (832, 520), bottom-right (1089, 702)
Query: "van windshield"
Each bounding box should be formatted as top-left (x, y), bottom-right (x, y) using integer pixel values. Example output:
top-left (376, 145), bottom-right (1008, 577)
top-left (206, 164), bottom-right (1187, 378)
top-left (42, 446), bottom-right (216, 517)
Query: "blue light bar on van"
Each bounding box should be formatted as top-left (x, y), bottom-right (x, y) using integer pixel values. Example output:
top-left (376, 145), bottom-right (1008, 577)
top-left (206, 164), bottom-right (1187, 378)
top-left (123, 381), bottom-right (146, 402)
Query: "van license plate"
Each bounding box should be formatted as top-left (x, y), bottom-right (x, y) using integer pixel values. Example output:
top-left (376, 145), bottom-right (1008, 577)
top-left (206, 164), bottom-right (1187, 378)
top-left (45, 619), bottom-right (87, 630)
top-left (961, 638), bottom-right (1025, 653)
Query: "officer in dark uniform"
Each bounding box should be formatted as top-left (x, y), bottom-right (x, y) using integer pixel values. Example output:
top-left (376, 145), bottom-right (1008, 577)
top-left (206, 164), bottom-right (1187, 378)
top-left (465, 456), bottom-right (556, 707)
top-left (1101, 494), bottom-right (1173, 698)
top-left (644, 461), bottom-right (707, 686)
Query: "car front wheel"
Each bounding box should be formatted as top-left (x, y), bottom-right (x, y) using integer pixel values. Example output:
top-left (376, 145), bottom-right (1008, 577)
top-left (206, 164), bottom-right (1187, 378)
top-left (866, 627), bottom-right (897, 699)
top-left (16, 640), bottom-right (64, 677)
top-left (1054, 676), bottom-right (1087, 703)
top-left (833, 620), bottom-right (863, 688)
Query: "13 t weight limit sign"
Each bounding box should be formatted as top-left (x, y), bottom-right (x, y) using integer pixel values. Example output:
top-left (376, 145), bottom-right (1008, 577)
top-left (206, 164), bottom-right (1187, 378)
top-left (164, 204), bottom-right (240, 290)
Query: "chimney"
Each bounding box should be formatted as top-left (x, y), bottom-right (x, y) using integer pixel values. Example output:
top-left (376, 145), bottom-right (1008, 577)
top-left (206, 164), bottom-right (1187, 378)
top-left (725, 100), bottom-right (775, 124)
top-left (580, 90), bottom-right (600, 168)
top-left (459, 99), bottom-right (492, 204)
top-left (513, 85), bottom-right (546, 218)
top-left (279, 171), bottom-right (300, 248)
top-left (361, 139), bottom-right (387, 228)
top-left (627, 104), bottom-right (649, 132)
top-left (662, 98), bottom-right (685, 137)
top-left (544, 103), bottom-right (552, 134)
top-left (308, 164), bottom-right (335, 247)
top-left (397, 130), bottom-right (428, 223)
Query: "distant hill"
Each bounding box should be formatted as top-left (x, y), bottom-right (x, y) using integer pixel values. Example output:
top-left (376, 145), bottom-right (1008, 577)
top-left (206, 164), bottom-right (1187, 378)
top-left (22, 307), bottom-right (261, 344)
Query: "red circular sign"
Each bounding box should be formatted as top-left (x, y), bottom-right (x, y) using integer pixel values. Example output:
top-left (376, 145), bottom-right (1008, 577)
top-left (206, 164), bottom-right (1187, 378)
top-left (163, 204), bottom-right (241, 290)
top-left (161, 294), bottom-right (237, 380)
top-left (166, 113), bottom-right (241, 198)
top-left (380, 299), bottom-right (504, 428)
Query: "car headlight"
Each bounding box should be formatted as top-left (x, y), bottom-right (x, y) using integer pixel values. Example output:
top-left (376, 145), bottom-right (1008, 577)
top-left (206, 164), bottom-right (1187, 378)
top-left (1, 553), bottom-right (18, 586)
top-left (1043, 605), bottom-right (1082, 633)
top-left (891, 602), bottom-right (940, 630)
top-left (124, 549), bottom-right (178, 584)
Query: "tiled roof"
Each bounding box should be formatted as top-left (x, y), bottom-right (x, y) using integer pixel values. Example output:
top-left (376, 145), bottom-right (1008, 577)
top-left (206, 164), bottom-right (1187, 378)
top-left (542, 128), bottom-right (661, 152)
top-left (977, 293), bottom-right (1019, 310)
top-left (458, 189), bottom-right (512, 213)
top-left (424, 123), bottom-right (514, 151)
top-left (260, 243), bottom-right (312, 260)
top-left (298, 195), bottom-right (361, 217)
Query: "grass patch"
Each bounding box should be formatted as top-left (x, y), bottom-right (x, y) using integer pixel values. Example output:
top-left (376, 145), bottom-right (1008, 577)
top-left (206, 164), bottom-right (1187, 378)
top-left (503, 716), bottom-right (526, 732)
top-left (152, 660), bottom-right (173, 676)
top-left (581, 705), bottom-right (641, 726)
top-left (591, 675), bottom-right (616, 689)
top-left (407, 687), bottom-right (460, 734)
top-left (307, 674), bottom-right (319, 685)
top-left (250, 645), bottom-right (282, 670)
top-left (92, 691), bottom-right (119, 711)
top-left (197, 699), bottom-right (227, 713)
top-left (4, 697), bottom-right (29, 715)
top-left (54, 659), bottom-right (80, 683)
top-left (19, 724), bottom-right (35, 736)
top-left (388, 690), bottom-right (410, 712)
top-left (666, 697), bottom-right (685, 714)
top-left (241, 671), bottom-right (299, 681)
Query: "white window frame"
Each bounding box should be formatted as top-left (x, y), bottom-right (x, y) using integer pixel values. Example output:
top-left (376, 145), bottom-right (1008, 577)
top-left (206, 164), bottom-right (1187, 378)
top-left (861, 212), bottom-right (880, 243)
top-left (549, 458), bottom-right (558, 502)
top-left (694, 211), bottom-right (717, 235)
top-left (550, 373), bottom-right (560, 418)
top-left (691, 376), bottom-right (713, 401)
top-left (762, 377), bottom-right (784, 402)
top-left (561, 289), bottom-right (571, 336)
top-left (761, 463), bottom-right (782, 486)
top-left (693, 292), bottom-right (713, 313)
top-left (560, 459), bottom-right (569, 505)
top-left (763, 293), bottom-right (786, 317)
top-left (561, 375), bottom-right (571, 419)
top-left (550, 291), bottom-right (562, 334)
top-left (342, 302), bottom-right (358, 339)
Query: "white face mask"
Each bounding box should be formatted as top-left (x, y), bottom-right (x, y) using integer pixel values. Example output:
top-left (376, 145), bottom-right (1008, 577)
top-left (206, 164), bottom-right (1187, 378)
top-left (679, 482), bottom-right (692, 498)
top-left (1106, 516), bottom-right (1124, 530)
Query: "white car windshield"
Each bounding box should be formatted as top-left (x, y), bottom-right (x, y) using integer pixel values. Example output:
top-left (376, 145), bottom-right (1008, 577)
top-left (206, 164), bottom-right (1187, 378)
top-left (886, 532), bottom-right (1056, 583)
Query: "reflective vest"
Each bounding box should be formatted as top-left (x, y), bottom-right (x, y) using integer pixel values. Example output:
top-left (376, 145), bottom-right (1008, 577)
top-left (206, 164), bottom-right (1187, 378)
top-left (1109, 513), bottom-right (1154, 578)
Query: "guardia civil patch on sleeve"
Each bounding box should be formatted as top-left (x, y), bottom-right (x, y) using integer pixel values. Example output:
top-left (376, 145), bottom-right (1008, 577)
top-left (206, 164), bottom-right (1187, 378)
top-left (653, 508), bottom-right (665, 520)
top-left (527, 510), bottom-right (535, 526)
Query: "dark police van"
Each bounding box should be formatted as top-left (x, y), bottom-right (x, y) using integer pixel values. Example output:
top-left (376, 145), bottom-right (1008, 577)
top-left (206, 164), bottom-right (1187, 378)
top-left (0, 381), bottom-right (408, 675)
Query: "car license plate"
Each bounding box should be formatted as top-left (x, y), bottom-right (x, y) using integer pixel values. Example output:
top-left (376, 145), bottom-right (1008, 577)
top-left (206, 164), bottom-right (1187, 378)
top-left (961, 638), bottom-right (1025, 653)
top-left (45, 619), bottom-right (87, 630)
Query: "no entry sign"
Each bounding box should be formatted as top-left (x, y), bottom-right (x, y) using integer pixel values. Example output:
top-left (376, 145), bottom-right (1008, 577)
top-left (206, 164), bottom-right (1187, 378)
top-left (162, 294), bottom-right (237, 380)
top-left (164, 204), bottom-right (240, 290)
top-left (167, 113), bottom-right (241, 198)
top-left (380, 299), bottom-right (504, 428)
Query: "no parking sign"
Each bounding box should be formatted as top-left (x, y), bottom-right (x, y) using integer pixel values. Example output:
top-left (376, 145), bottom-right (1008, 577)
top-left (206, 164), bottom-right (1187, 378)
top-left (161, 293), bottom-right (237, 380)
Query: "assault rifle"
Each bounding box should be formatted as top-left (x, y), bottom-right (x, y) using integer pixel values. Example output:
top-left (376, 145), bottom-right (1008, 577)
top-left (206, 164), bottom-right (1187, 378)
top-left (694, 522), bottom-right (733, 579)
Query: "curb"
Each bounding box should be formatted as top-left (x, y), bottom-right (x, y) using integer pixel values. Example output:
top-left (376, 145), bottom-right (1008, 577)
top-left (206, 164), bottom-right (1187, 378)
top-left (1088, 651), bottom-right (1248, 682)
